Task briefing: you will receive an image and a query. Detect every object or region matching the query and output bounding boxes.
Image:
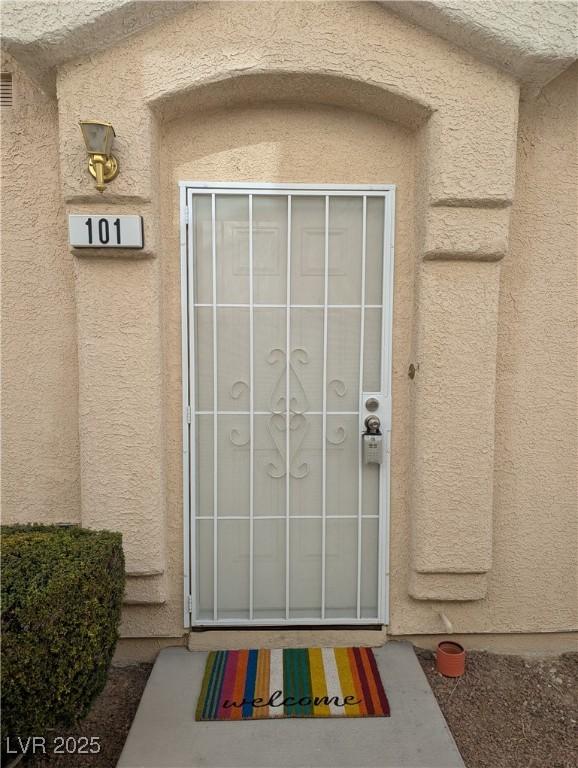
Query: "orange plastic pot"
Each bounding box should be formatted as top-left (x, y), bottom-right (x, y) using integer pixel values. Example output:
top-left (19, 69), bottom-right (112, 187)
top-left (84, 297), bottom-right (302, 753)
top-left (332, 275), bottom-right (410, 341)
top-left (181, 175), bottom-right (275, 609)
top-left (436, 641), bottom-right (465, 677)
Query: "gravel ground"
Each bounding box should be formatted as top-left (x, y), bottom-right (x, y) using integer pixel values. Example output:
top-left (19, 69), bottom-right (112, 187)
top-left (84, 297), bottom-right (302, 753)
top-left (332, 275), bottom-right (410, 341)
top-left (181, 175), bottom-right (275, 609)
top-left (417, 648), bottom-right (578, 768)
top-left (18, 649), bottom-right (578, 768)
top-left (25, 665), bottom-right (152, 768)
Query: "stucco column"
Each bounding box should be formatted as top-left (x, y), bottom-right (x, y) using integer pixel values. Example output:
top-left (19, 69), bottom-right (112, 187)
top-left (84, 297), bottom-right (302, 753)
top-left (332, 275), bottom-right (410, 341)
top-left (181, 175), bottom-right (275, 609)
top-left (408, 205), bottom-right (510, 600)
top-left (70, 199), bottom-right (167, 605)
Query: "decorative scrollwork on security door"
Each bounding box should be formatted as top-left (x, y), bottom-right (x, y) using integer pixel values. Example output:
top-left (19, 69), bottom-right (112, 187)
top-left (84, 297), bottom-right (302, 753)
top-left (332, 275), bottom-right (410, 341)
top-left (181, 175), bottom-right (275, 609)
top-left (327, 379), bottom-right (347, 446)
top-left (228, 380), bottom-right (251, 448)
top-left (329, 378), bottom-right (347, 398)
top-left (230, 380), bottom-right (249, 400)
top-left (229, 346), bottom-right (346, 473)
top-left (267, 347), bottom-right (310, 415)
top-left (229, 427), bottom-right (250, 447)
top-left (266, 413), bottom-right (310, 479)
top-left (265, 347), bottom-right (311, 478)
top-left (327, 424), bottom-right (346, 445)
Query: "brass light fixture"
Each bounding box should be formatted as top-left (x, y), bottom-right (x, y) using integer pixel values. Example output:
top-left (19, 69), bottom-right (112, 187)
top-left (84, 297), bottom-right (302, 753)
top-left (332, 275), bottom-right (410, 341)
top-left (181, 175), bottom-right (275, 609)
top-left (79, 120), bottom-right (119, 192)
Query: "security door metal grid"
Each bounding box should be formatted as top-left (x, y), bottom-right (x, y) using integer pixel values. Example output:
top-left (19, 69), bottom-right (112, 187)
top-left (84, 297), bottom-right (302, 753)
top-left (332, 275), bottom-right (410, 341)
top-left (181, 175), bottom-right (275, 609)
top-left (180, 182), bottom-right (395, 627)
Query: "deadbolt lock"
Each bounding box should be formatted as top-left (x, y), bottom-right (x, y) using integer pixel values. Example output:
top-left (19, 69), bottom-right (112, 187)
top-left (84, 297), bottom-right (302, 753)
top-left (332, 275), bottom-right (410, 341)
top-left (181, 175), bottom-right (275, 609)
top-left (365, 397), bottom-right (379, 412)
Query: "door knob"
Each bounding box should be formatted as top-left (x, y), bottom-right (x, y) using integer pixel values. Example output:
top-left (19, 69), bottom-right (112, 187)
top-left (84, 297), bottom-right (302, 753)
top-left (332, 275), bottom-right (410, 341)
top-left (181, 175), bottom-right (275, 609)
top-left (364, 415), bottom-right (381, 434)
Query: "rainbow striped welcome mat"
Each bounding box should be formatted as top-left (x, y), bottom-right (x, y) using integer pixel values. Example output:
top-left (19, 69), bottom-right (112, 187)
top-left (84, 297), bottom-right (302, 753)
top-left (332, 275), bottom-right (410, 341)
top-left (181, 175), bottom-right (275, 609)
top-left (196, 647), bottom-right (390, 721)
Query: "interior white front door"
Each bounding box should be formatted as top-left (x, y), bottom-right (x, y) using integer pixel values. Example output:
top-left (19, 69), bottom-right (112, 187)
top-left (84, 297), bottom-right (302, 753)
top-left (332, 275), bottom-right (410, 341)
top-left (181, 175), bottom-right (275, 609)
top-left (181, 183), bottom-right (394, 626)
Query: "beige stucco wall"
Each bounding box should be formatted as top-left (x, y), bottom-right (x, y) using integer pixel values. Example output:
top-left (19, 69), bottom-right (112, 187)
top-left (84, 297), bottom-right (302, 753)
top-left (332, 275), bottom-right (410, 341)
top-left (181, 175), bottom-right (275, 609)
top-left (1, 52), bottom-right (80, 524)
top-left (493, 62), bottom-right (578, 630)
top-left (392, 61), bottom-right (578, 634)
top-left (1, 2), bottom-right (576, 654)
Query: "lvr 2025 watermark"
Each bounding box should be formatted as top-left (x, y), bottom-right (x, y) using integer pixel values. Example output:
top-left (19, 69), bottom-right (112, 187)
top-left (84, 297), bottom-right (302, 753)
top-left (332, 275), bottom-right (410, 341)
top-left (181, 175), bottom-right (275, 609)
top-left (5, 736), bottom-right (101, 756)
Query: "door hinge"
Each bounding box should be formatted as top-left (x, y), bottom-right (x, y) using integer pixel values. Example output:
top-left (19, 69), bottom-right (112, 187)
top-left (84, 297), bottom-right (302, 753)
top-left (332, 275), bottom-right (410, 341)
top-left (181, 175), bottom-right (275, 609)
top-left (186, 405), bottom-right (191, 423)
top-left (187, 594), bottom-right (193, 613)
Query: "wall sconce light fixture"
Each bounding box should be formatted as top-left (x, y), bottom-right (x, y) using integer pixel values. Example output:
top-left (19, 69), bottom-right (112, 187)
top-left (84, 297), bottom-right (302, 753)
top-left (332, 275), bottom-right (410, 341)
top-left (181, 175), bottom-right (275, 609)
top-left (79, 120), bottom-right (119, 193)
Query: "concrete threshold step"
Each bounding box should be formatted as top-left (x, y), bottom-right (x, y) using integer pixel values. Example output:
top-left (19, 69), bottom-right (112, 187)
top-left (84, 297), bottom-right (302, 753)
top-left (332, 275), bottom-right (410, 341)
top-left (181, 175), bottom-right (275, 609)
top-left (118, 641), bottom-right (464, 768)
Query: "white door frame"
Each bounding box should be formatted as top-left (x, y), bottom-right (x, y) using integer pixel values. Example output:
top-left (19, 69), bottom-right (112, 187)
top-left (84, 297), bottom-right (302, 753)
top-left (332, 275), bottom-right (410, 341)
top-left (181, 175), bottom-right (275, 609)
top-left (179, 181), bottom-right (395, 628)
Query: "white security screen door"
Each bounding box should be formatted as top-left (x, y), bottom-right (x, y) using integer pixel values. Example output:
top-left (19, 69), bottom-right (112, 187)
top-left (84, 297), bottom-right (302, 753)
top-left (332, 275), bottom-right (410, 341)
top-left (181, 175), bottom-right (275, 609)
top-left (180, 183), bottom-right (394, 626)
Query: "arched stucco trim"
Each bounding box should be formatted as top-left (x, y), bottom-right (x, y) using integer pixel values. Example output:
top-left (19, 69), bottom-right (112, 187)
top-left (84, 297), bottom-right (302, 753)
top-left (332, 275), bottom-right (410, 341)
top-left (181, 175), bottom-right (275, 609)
top-left (57, 1), bottom-right (519, 207)
top-left (149, 70), bottom-right (433, 131)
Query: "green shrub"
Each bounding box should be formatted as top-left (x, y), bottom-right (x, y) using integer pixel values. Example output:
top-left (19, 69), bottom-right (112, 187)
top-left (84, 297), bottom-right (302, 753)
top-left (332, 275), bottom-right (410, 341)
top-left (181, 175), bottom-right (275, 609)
top-left (1, 525), bottom-right (125, 744)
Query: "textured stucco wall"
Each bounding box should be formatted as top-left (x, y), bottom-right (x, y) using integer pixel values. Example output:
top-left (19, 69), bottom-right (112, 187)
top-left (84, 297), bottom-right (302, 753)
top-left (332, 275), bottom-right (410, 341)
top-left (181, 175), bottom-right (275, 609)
top-left (54, 1), bottom-right (519, 205)
top-left (1, 2), bottom-right (576, 651)
top-left (73, 255), bottom-right (166, 576)
top-left (2, 0), bottom-right (576, 94)
top-left (385, 1), bottom-right (578, 95)
top-left (492, 62), bottom-right (578, 631)
top-left (1, 53), bottom-right (80, 523)
top-left (1, 0), bottom-right (185, 95)
top-left (389, 61), bottom-right (578, 636)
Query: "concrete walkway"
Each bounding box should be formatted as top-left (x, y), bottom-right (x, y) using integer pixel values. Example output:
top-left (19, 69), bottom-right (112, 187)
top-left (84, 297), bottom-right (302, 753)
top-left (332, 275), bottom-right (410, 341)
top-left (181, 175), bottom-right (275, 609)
top-left (118, 642), bottom-right (464, 768)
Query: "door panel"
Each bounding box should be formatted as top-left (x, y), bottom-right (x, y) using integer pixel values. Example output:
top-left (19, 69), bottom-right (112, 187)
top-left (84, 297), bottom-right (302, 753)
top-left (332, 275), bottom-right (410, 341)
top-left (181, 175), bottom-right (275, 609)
top-left (252, 195), bottom-right (288, 305)
top-left (216, 195), bottom-right (249, 304)
top-left (253, 519), bottom-right (286, 618)
top-left (326, 414), bottom-right (359, 516)
top-left (184, 185), bottom-right (393, 625)
top-left (327, 308), bottom-right (361, 412)
top-left (328, 197), bottom-right (364, 305)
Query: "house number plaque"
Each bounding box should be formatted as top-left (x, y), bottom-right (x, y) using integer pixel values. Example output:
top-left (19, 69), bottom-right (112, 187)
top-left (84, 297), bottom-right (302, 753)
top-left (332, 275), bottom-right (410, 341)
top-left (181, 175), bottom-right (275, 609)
top-left (68, 214), bottom-right (144, 248)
